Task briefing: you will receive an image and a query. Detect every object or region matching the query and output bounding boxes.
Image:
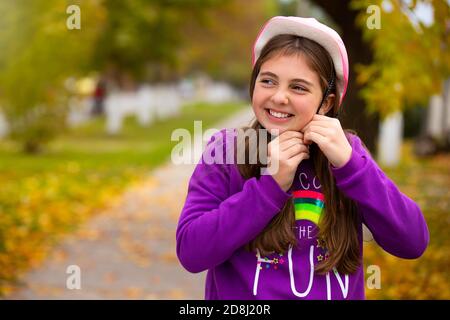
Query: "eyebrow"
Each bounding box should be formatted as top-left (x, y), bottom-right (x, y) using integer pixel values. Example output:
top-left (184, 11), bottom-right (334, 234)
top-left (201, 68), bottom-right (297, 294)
top-left (259, 71), bottom-right (314, 87)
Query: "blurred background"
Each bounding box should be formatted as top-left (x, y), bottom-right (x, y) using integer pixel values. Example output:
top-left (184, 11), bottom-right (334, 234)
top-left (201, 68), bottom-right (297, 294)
top-left (0, 0), bottom-right (449, 299)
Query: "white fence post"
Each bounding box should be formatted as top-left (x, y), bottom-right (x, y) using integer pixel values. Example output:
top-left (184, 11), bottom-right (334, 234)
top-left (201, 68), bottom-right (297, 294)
top-left (0, 110), bottom-right (9, 138)
top-left (378, 111), bottom-right (404, 166)
top-left (426, 94), bottom-right (444, 139)
top-left (443, 78), bottom-right (450, 136)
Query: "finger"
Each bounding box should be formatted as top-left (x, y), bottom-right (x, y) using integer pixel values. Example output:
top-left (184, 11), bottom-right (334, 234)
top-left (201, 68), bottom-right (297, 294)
top-left (313, 114), bottom-right (335, 122)
top-left (302, 120), bottom-right (330, 133)
top-left (279, 131), bottom-right (303, 143)
top-left (286, 142), bottom-right (309, 155)
top-left (283, 143), bottom-right (309, 159)
top-left (280, 137), bottom-right (305, 151)
top-left (287, 151), bottom-right (309, 166)
top-left (307, 125), bottom-right (334, 138)
top-left (304, 131), bottom-right (327, 146)
top-left (278, 131), bottom-right (303, 142)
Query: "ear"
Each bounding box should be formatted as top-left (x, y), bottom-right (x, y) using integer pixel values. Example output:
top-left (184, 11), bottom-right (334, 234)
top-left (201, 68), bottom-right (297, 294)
top-left (318, 93), bottom-right (336, 115)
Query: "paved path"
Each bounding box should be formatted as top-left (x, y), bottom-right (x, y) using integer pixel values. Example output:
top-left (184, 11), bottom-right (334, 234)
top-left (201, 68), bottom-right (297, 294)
top-left (7, 108), bottom-right (255, 299)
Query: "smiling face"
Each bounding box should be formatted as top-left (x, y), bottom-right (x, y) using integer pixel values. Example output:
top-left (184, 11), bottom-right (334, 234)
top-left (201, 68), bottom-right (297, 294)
top-left (252, 52), bottom-right (333, 135)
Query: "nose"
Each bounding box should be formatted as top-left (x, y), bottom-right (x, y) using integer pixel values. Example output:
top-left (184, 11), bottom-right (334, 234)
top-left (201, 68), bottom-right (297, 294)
top-left (271, 88), bottom-right (289, 105)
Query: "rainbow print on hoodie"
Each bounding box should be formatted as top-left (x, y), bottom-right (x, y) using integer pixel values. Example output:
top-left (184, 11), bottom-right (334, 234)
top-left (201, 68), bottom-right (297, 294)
top-left (293, 190), bottom-right (324, 225)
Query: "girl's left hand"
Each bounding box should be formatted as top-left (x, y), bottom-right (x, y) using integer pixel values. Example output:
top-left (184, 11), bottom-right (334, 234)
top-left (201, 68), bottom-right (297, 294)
top-left (301, 115), bottom-right (352, 168)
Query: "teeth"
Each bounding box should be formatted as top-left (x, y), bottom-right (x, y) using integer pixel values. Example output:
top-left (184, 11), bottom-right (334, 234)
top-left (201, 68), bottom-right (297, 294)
top-left (269, 109), bottom-right (291, 118)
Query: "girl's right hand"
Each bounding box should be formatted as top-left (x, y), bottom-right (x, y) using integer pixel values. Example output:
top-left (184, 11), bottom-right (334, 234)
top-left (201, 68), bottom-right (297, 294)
top-left (267, 131), bottom-right (310, 192)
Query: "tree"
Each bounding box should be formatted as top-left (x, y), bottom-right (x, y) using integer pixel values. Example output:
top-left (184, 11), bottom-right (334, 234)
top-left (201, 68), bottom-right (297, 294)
top-left (0, 0), bottom-right (227, 153)
top-left (312, 0), bottom-right (449, 154)
top-left (175, 0), bottom-right (278, 87)
top-left (0, 0), bottom-right (105, 153)
top-left (91, 0), bottom-right (227, 84)
top-left (352, 0), bottom-right (450, 117)
top-left (312, 0), bottom-right (379, 153)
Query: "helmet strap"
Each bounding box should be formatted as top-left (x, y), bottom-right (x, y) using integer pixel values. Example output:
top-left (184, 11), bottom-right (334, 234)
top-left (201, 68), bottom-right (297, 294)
top-left (316, 72), bottom-right (337, 117)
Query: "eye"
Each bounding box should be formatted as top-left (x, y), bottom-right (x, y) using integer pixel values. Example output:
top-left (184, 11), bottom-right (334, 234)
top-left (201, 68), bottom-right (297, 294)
top-left (292, 85), bottom-right (308, 92)
top-left (260, 79), bottom-right (275, 85)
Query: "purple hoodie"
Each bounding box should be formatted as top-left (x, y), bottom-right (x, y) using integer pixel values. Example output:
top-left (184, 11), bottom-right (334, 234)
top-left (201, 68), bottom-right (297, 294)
top-left (176, 128), bottom-right (429, 300)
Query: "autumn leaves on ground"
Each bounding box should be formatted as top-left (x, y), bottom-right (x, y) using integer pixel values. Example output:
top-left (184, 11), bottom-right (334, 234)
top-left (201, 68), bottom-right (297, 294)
top-left (0, 102), bottom-right (245, 298)
top-left (364, 143), bottom-right (450, 299)
top-left (1, 103), bottom-right (449, 299)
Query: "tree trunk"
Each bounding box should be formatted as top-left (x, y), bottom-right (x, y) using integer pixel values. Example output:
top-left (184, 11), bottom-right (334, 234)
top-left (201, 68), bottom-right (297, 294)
top-left (23, 140), bottom-right (42, 154)
top-left (312, 0), bottom-right (379, 153)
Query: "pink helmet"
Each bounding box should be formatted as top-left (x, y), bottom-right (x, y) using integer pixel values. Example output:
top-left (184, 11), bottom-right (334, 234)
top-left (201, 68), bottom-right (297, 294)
top-left (252, 16), bottom-right (349, 107)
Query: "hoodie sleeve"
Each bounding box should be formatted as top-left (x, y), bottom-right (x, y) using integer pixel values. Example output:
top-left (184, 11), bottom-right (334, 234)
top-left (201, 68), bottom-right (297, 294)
top-left (330, 134), bottom-right (429, 259)
top-left (176, 130), bottom-right (291, 273)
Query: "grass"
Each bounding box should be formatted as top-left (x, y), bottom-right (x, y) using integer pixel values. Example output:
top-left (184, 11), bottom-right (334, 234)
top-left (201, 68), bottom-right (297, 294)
top-left (0, 101), bottom-right (247, 295)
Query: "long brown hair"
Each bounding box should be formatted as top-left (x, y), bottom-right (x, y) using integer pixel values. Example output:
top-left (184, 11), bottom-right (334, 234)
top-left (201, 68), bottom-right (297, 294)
top-left (238, 34), bottom-right (361, 275)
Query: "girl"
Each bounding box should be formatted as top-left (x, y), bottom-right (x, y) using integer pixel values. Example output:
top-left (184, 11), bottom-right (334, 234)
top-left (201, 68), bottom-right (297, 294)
top-left (176, 16), bottom-right (429, 300)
